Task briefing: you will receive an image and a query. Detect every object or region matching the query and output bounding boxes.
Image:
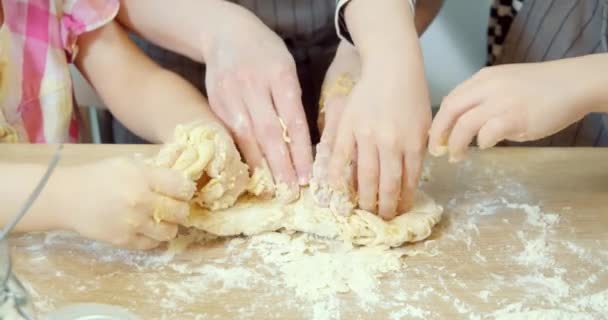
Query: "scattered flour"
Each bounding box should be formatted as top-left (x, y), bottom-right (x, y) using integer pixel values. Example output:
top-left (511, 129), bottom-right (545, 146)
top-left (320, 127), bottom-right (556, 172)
top-left (492, 309), bottom-right (595, 320)
top-left (478, 290), bottom-right (491, 302)
top-left (388, 304), bottom-right (431, 319)
top-left (514, 231), bottom-right (555, 268)
top-left (8, 163), bottom-right (608, 319)
top-left (246, 233), bottom-right (403, 304)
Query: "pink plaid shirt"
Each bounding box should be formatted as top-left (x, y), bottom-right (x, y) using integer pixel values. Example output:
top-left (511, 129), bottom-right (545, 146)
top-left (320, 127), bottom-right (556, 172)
top-left (0, 0), bottom-right (118, 143)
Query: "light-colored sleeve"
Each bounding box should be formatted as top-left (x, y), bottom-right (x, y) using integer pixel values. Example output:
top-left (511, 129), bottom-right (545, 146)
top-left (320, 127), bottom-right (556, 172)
top-left (335, 0), bottom-right (416, 44)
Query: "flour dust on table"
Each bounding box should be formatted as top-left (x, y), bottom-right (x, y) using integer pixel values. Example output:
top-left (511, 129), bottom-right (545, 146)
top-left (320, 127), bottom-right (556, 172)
top-left (8, 126), bottom-right (608, 319)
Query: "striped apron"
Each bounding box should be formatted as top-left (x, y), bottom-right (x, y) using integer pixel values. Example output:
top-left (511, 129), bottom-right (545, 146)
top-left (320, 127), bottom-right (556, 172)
top-left (113, 0), bottom-right (339, 144)
top-left (496, 0), bottom-right (608, 146)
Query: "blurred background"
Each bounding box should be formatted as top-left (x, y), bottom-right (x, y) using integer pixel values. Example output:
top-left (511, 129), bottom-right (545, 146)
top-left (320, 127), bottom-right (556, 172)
top-left (421, 0), bottom-right (492, 106)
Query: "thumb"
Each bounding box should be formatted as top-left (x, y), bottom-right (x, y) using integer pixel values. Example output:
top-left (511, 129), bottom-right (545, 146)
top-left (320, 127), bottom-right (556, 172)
top-left (319, 94), bottom-right (348, 148)
top-left (312, 96), bottom-right (347, 194)
top-left (310, 140), bottom-right (333, 207)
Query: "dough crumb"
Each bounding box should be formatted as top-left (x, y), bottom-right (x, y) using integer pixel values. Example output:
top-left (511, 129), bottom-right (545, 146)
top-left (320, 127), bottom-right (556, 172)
top-left (156, 123), bottom-right (443, 248)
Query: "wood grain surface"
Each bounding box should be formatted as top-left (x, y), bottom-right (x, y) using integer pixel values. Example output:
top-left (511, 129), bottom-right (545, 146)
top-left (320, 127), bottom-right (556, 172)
top-left (2, 144), bottom-right (607, 319)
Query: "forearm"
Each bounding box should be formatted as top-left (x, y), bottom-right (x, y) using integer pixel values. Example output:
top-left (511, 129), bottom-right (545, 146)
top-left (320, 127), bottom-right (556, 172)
top-left (102, 68), bottom-right (217, 143)
top-left (0, 163), bottom-right (68, 233)
top-left (334, 0), bottom-right (441, 69)
top-left (576, 53), bottom-right (608, 113)
top-left (117, 0), bottom-right (249, 63)
top-left (415, 0), bottom-right (444, 35)
top-left (76, 22), bottom-right (219, 143)
top-left (329, 41), bottom-right (361, 78)
top-left (548, 53), bottom-right (608, 114)
top-left (344, 0), bottom-right (426, 81)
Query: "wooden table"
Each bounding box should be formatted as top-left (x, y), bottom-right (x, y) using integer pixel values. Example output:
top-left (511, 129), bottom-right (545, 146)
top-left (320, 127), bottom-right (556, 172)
top-left (2, 144), bottom-right (608, 319)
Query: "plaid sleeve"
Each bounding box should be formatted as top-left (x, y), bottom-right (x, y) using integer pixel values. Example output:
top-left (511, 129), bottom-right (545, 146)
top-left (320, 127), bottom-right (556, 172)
top-left (60, 0), bottom-right (119, 62)
top-left (335, 0), bottom-right (417, 44)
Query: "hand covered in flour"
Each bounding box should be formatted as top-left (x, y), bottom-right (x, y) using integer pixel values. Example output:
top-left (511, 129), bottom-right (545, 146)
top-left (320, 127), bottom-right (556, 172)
top-left (62, 157), bottom-right (195, 250)
top-left (317, 41), bottom-right (361, 151)
top-left (326, 50), bottom-right (432, 220)
top-left (202, 4), bottom-right (313, 195)
top-left (428, 56), bottom-right (608, 162)
top-left (312, 41), bottom-right (360, 212)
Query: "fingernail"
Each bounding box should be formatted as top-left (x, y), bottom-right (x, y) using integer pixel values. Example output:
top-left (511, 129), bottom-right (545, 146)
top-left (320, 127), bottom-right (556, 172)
top-left (379, 212), bottom-right (395, 221)
top-left (479, 137), bottom-right (500, 149)
top-left (429, 144), bottom-right (448, 157)
top-left (449, 153), bottom-right (464, 163)
top-left (299, 175), bottom-right (310, 186)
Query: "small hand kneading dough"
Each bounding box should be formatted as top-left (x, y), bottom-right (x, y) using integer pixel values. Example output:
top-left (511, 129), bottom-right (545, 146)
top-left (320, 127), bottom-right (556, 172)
top-left (154, 124), bottom-right (443, 247)
top-left (152, 123), bottom-right (250, 211)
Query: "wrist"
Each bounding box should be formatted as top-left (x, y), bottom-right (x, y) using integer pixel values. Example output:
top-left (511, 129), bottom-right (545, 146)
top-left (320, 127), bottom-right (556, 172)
top-left (17, 165), bottom-right (78, 233)
top-left (361, 50), bottom-right (413, 75)
top-left (359, 57), bottom-right (431, 111)
top-left (560, 54), bottom-right (608, 114)
top-left (327, 42), bottom-right (361, 80)
top-left (335, 41), bottom-right (359, 61)
top-left (199, 2), bottom-right (261, 62)
top-left (361, 49), bottom-right (426, 88)
top-left (345, 0), bottom-right (416, 62)
top-left (582, 55), bottom-right (608, 113)
top-left (352, 25), bottom-right (423, 77)
top-left (198, 1), bottom-right (236, 61)
top-left (46, 166), bottom-right (82, 232)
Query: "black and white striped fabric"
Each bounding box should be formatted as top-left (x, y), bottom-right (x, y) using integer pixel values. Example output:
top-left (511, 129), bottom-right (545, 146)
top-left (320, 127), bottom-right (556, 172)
top-left (487, 0), bottom-right (524, 65)
top-left (490, 0), bottom-right (608, 147)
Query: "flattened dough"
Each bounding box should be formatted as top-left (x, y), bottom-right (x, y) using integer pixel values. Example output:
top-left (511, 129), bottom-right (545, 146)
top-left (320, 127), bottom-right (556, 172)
top-left (186, 191), bottom-right (442, 247)
top-left (153, 124), bottom-right (443, 247)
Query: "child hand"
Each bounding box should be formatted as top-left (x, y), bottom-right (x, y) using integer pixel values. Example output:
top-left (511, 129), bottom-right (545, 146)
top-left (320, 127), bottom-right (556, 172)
top-left (203, 5), bottom-right (313, 193)
top-left (328, 63), bottom-right (432, 220)
top-left (318, 42), bottom-right (361, 150)
top-left (428, 58), bottom-right (603, 162)
top-left (62, 157), bottom-right (195, 250)
top-left (311, 42), bottom-right (359, 211)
